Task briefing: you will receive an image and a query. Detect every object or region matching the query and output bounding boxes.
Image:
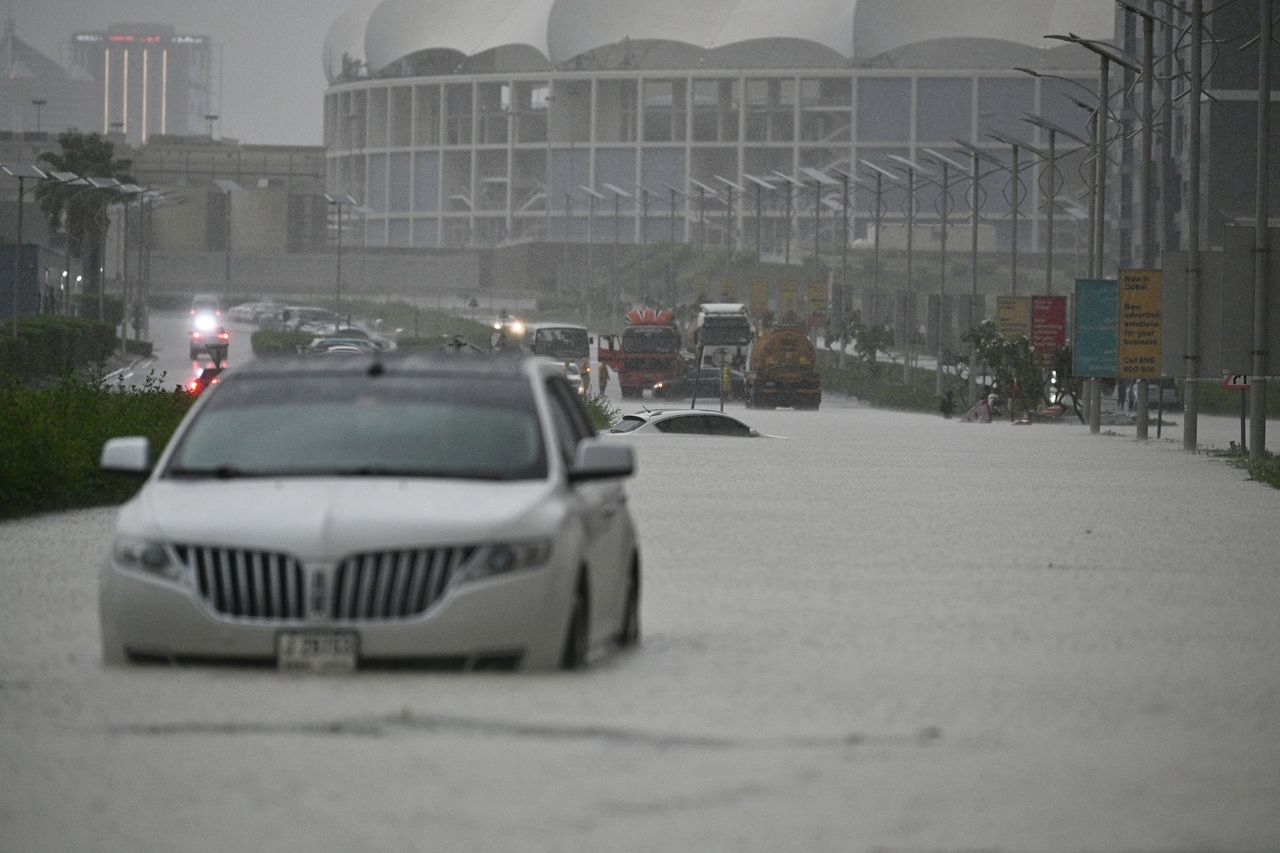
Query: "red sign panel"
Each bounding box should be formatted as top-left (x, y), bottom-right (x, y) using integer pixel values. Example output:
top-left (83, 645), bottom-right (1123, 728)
top-left (1031, 296), bottom-right (1067, 355)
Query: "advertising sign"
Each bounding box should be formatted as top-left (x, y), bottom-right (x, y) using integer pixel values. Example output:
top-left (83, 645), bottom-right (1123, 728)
top-left (1031, 295), bottom-right (1067, 357)
top-left (807, 281), bottom-right (827, 329)
top-left (997, 296), bottom-right (1032, 338)
top-left (1117, 269), bottom-right (1162, 379)
top-left (779, 281), bottom-right (799, 318)
top-left (1073, 279), bottom-right (1118, 378)
top-left (749, 279), bottom-right (770, 317)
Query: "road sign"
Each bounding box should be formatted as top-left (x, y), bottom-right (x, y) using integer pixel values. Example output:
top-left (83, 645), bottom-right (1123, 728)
top-left (1220, 374), bottom-right (1250, 389)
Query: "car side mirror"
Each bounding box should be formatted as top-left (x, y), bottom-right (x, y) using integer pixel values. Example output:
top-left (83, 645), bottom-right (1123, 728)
top-left (101, 436), bottom-right (151, 474)
top-left (568, 439), bottom-right (634, 482)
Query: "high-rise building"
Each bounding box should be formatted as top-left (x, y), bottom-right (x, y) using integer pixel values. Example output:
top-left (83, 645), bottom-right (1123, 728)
top-left (70, 23), bottom-right (217, 145)
top-left (0, 16), bottom-right (96, 136)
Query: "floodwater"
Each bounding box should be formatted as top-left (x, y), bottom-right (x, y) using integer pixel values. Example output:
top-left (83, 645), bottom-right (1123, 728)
top-left (2, 396), bottom-right (1278, 852)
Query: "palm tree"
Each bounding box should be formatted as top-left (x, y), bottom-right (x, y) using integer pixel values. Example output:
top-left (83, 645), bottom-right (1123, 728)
top-left (35, 132), bottom-right (134, 315)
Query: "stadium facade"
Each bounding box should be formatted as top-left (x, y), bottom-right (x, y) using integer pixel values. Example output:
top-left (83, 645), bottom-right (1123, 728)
top-left (322, 0), bottom-right (1114, 284)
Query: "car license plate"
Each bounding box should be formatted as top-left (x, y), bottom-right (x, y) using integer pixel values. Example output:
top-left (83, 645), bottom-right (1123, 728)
top-left (276, 631), bottom-right (358, 673)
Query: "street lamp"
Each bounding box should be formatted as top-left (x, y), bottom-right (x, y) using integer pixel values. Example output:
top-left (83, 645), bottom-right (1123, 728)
top-left (741, 173), bottom-right (776, 265)
top-left (325, 193), bottom-right (357, 331)
top-left (31, 99), bottom-right (47, 133)
top-left (922, 149), bottom-right (970, 396)
top-left (112, 183), bottom-right (145, 357)
top-left (1022, 114), bottom-right (1091, 298)
top-left (2, 163), bottom-right (48, 337)
top-left (84, 177), bottom-right (121, 322)
top-left (714, 175), bottom-right (746, 290)
top-left (1045, 33), bottom-right (1141, 435)
top-left (689, 179), bottom-right (718, 291)
top-left (861, 159), bottom-right (913, 382)
top-left (213, 179), bottom-right (239, 294)
top-left (636, 183), bottom-right (657, 305)
top-left (580, 185), bottom-right (605, 329)
top-left (799, 167), bottom-right (840, 338)
top-left (984, 131), bottom-right (1044, 298)
top-left (771, 170), bottom-right (805, 267)
top-left (602, 182), bottom-right (631, 318)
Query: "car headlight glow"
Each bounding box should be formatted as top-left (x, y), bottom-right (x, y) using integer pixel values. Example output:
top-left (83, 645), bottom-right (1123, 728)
top-left (194, 313), bottom-right (217, 332)
top-left (464, 541), bottom-right (552, 583)
top-left (113, 538), bottom-right (181, 582)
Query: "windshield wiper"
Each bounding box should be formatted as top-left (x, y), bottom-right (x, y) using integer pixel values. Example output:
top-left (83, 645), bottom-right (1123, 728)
top-left (166, 465), bottom-right (261, 479)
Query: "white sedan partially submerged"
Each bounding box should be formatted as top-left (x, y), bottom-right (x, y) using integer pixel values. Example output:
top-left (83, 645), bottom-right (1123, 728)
top-left (99, 353), bottom-right (640, 672)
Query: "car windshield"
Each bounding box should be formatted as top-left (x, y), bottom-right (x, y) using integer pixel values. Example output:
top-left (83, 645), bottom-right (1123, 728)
top-left (165, 373), bottom-right (547, 480)
top-left (621, 326), bottom-right (678, 353)
top-left (530, 327), bottom-right (588, 359)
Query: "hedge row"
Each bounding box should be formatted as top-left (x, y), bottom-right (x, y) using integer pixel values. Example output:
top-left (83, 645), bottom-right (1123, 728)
top-left (0, 316), bottom-right (126, 383)
top-left (0, 371), bottom-right (195, 520)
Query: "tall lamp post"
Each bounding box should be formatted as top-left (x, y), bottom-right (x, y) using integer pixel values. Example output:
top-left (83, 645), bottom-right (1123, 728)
top-left (1046, 33), bottom-right (1141, 435)
top-left (715, 175), bottom-right (746, 288)
top-left (887, 156), bottom-right (938, 388)
top-left (2, 164), bottom-right (48, 337)
top-left (1021, 114), bottom-right (1091, 298)
top-left (861, 159), bottom-right (912, 382)
top-left (636, 183), bottom-right (656, 304)
top-left (602, 182), bottom-right (631, 318)
top-left (580, 185), bottom-right (605, 329)
top-left (113, 183), bottom-right (144, 357)
top-left (922, 149), bottom-right (970, 395)
top-left (800, 167), bottom-right (840, 341)
top-left (689, 180), bottom-right (718, 293)
top-left (31, 99), bottom-right (47, 133)
top-left (984, 132), bottom-right (1044, 298)
top-left (771, 171), bottom-right (805, 267)
top-left (742, 173), bottom-right (776, 265)
top-left (325, 193), bottom-right (356, 330)
top-left (213, 179), bottom-right (239, 294)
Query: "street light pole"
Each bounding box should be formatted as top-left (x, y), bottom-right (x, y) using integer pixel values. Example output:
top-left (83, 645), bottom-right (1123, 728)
top-left (1183, 0), bottom-right (1205, 452)
top-left (325, 193), bottom-right (356, 330)
top-left (2, 165), bottom-right (48, 337)
top-left (31, 99), bottom-right (47, 133)
top-left (1249, 0), bottom-right (1272, 464)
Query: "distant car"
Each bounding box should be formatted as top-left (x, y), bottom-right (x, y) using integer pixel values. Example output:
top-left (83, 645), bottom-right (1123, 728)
top-left (565, 362), bottom-right (585, 395)
top-left (190, 326), bottom-right (230, 361)
top-left (98, 353), bottom-right (640, 672)
top-left (309, 337), bottom-right (381, 354)
top-left (227, 301), bottom-right (279, 324)
top-left (651, 367), bottom-right (746, 401)
top-left (189, 294), bottom-right (221, 334)
top-left (608, 409), bottom-right (759, 437)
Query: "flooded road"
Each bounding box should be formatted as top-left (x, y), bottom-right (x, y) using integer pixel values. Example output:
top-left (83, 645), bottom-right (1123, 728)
top-left (2, 395), bottom-right (1278, 852)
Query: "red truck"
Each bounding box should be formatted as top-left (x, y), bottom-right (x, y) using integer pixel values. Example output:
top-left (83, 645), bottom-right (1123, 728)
top-left (598, 308), bottom-right (683, 398)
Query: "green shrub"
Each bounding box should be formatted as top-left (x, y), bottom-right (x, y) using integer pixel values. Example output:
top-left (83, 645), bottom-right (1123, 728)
top-left (0, 369), bottom-right (195, 520)
top-left (250, 330), bottom-right (312, 356)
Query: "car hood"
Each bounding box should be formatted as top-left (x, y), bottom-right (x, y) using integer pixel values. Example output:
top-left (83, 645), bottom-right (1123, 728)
top-left (120, 477), bottom-right (560, 558)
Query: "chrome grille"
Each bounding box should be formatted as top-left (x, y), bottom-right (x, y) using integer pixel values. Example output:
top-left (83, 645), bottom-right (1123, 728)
top-left (177, 545), bottom-right (305, 621)
top-left (332, 547), bottom-right (474, 621)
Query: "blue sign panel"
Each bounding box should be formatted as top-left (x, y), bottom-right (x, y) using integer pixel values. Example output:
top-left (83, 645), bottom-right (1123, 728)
top-left (1073, 279), bottom-right (1118, 378)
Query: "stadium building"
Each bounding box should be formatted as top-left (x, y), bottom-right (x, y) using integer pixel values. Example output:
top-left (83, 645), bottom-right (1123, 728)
top-left (322, 1), bottom-right (1114, 293)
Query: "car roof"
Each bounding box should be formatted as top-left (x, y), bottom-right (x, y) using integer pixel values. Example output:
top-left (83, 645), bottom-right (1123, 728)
top-left (228, 351), bottom-right (554, 381)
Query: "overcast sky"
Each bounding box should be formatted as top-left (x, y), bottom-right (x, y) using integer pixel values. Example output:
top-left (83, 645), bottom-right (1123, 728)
top-left (12, 0), bottom-right (354, 145)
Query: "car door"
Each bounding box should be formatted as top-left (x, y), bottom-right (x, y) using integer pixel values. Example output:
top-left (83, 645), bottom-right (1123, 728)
top-left (544, 378), bottom-right (630, 643)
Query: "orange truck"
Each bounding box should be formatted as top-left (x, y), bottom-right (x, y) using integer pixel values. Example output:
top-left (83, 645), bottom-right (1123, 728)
top-left (745, 322), bottom-right (822, 409)
top-left (598, 308), bottom-right (683, 398)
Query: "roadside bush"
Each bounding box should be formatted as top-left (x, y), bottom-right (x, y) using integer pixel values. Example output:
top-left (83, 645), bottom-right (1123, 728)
top-left (250, 330), bottom-right (311, 356)
top-left (0, 369), bottom-right (194, 520)
top-left (0, 316), bottom-right (115, 382)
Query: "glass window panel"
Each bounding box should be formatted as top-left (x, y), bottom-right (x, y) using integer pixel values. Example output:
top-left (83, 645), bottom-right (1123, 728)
top-left (595, 148), bottom-right (636, 211)
top-left (917, 78), bottom-right (971, 142)
top-left (414, 86), bottom-right (441, 146)
top-left (414, 151), bottom-right (440, 212)
top-left (978, 77), bottom-right (1035, 140)
top-left (388, 152), bottom-right (411, 212)
top-left (413, 218), bottom-right (439, 247)
top-left (857, 78), bottom-right (910, 142)
top-left (388, 218), bottom-right (411, 247)
top-left (390, 86), bottom-right (412, 147)
top-left (367, 153), bottom-right (388, 211)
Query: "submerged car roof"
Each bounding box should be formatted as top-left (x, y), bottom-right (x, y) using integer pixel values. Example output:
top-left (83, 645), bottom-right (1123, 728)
top-left (229, 351), bottom-right (548, 380)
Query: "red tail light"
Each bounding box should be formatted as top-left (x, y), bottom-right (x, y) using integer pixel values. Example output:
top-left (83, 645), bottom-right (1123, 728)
top-left (186, 380), bottom-right (199, 393)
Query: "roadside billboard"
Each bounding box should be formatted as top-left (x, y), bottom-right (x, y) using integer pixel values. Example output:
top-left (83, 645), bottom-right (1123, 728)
top-left (1118, 269), bottom-right (1162, 379)
top-left (997, 296), bottom-right (1031, 338)
top-left (1073, 279), bottom-right (1118, 378)
top-left (1031, 295), bottom-right (1068, 359)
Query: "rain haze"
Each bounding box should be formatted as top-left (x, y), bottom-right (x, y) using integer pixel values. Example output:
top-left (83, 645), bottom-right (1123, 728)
top-left (9, 0), bottom-right (351, 144)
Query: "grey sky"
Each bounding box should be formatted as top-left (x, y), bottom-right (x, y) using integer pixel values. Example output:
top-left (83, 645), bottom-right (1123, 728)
top-left (11, 0), bottom-right (354, 146)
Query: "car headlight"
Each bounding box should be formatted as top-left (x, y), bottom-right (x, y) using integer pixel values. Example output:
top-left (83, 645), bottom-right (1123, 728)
top-left (194, 314), bottom-right (217, 332)
top-left (463, 541), bottom-right (553, 583)
top-left (113, 537), bottom-right (182, 582)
